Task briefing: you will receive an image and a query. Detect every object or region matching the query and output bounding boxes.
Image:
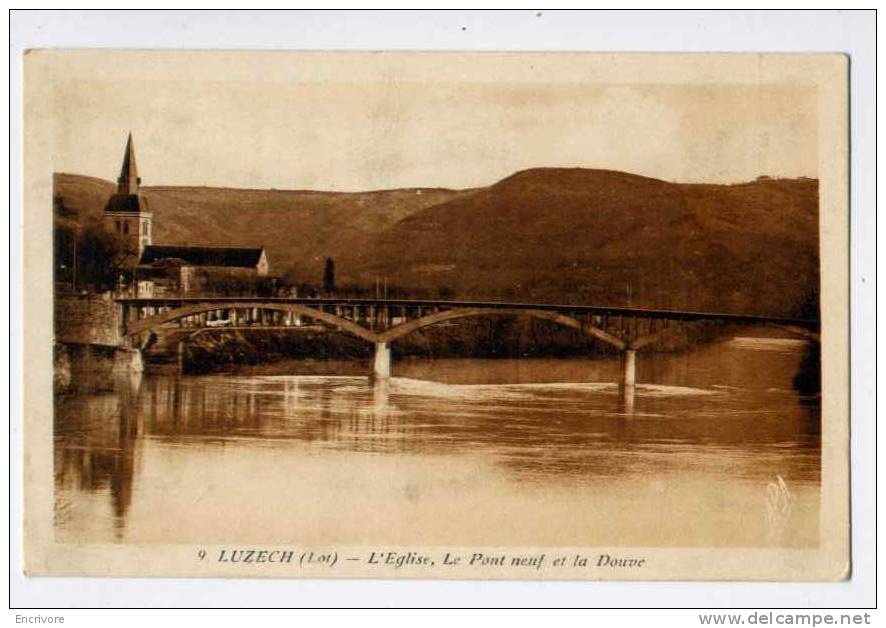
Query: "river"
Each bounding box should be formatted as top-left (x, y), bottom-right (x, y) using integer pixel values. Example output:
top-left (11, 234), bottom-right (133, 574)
top-left (54, 332), bottom-right (820, 548)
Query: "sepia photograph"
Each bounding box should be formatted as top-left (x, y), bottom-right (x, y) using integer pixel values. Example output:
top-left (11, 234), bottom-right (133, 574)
top-left (21, 48), bottom-right (850, 583)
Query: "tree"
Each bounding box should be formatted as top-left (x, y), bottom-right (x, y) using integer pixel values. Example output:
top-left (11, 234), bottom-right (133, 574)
top-left (53, 194), bottom-right (79, 287)
top-left (77, 223), bottom-right (139, 291)
top-left (323, 257), bottom-right (335, 295)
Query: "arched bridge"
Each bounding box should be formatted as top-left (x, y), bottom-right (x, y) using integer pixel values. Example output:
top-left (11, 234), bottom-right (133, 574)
top-left (116, 296), bottom-right (820, 386)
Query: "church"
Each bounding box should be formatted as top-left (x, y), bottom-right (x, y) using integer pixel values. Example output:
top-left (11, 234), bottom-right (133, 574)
top-left (104, 134), bottom-right (270, 297)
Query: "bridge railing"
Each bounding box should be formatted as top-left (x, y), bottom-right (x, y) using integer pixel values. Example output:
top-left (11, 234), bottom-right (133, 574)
top-left (114, 296), bottom-right (820, 328)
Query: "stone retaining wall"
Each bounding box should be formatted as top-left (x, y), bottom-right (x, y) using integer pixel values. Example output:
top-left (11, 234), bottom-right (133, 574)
top-left (54, 292), bottom-right (121, 346)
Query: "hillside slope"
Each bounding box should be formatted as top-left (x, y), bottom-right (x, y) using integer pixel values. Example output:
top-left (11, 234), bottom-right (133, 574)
top-left (339, 169), bottom-right (818, 317)
top-left (53, 173), bottom-right (474, 282)
top-left (54, 169), bottom-right (818, 318)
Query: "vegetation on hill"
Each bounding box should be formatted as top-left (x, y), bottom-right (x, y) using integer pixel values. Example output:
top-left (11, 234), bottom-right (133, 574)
top-left (341, 168), bottom-right (819, 317)
top-left (54, 173), bottom-right (474, 285)
top-left (54, 168), bottom-right (818, 319)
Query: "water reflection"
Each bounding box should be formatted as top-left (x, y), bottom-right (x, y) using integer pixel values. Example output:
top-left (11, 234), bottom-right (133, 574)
top-left (54, 334), bottom-right (821, 547)
top-left (54, 385), bottom-right (141, 538)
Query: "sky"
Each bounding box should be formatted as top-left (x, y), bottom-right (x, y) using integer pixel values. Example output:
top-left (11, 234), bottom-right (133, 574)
top-left (51, 77), bottom-right (818, 191)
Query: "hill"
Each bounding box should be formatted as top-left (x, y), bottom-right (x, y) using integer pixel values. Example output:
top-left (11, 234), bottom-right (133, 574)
top-left (53, 173), bottom-right (474, 283)
top-left (340, 168), bottom-right (819, 317)
top-left (54, 169), bottom-right (818, 318)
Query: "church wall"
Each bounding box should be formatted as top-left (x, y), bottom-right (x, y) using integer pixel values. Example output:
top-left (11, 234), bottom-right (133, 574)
top-left (103, 211), bottom-right (152, 258)
top-left (179, 265), bottom-right (266, 296)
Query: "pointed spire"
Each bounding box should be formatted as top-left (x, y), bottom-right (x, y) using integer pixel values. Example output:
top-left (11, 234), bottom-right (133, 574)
top-left (117, 132), bottom-right (140, 195)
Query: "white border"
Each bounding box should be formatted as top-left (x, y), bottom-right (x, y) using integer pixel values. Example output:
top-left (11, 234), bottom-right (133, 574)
top-left (7, 9), bottom-right (876, 609)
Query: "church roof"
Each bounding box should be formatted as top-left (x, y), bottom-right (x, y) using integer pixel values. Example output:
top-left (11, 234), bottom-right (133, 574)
top-left (119, 133), bottom-right (138, 182)
top-left (139, 245), bottom-right (266, 268)
top-left (105, 193), bottom-right (150, 213)
top-left (106, 133), bottom-right (146, 212)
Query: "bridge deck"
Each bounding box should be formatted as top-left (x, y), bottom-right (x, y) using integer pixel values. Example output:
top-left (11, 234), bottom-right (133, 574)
top-left (116, 296), bottom-right (819, 328)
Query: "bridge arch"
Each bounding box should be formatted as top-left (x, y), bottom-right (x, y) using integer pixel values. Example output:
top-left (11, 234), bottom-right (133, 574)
top-left (377, 307), bottom-right (627, 350)
top-left (124, 302), bottom-right (380, 343)
top-left (626, 320), bottom-right (820, 351)
top-left (125, 302), bottom-right (628, 351)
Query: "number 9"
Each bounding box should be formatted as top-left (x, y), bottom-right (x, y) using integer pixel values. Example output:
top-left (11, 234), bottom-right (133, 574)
top-left (197, 549), bottom-right (206, 561)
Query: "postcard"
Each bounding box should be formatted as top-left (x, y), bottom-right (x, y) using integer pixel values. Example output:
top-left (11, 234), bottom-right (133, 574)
top-left (22, 50), bottom-right (849, 580)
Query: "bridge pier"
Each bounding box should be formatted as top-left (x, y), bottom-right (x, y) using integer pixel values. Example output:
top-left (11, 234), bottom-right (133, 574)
top-left (621, 349), bottom-right (637, 388)
top-left (372, 341), bottom-right (391, 379)
top-left (619, 349), bottom-right (636, 415)
top-left (619, 386), bottom-right (636, 415)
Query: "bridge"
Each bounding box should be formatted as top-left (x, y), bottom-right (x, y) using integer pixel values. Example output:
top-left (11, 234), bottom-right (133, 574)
top-left (116, 296), bottom-right (820, 388)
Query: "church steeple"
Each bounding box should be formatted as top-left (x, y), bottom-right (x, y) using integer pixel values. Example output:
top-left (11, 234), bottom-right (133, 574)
top-left (117, 132), bottom-right (141, 195)
top-left (104, 133), bottom-right (152, 261)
